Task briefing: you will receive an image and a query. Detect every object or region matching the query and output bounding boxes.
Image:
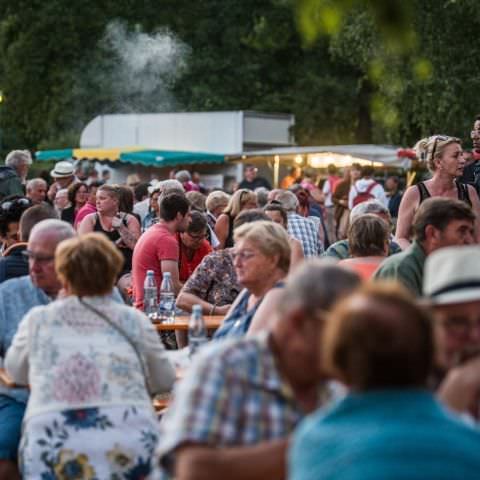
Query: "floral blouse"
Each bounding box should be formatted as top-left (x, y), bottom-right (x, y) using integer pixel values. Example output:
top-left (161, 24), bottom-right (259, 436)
top-left (181, 248), bottom-right (241, 307)
top-left (5, 295), bottom-right (175, 421)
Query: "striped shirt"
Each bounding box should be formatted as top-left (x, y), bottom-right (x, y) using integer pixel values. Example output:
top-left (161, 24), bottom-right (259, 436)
top-left (156, 334), bottom-right (327, 477)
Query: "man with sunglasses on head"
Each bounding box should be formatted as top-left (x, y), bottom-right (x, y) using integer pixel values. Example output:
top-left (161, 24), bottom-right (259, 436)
top-left (424, 245), bottom-right (480, 423)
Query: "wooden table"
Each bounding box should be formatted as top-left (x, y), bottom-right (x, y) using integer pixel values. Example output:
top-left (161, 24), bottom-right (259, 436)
top-left (154, 315), bottom-right (224, 331)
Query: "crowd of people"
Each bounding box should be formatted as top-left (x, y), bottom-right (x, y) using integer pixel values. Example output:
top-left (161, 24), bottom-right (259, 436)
top-left (0, 116), bottom-right (480, 479)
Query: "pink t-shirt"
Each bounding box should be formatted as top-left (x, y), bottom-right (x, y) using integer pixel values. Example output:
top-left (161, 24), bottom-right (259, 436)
top-left (74, 202), bottom-right (97, 229)
top-left (132, 223), bottom-right (179, 309)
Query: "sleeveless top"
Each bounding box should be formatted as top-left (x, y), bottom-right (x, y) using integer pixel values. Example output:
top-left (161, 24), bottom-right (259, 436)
top-left (416, 180), bottom-right (471, 206)
top-left (225, 214), bottom-right (235, 248)
top-left (213, 281), bottom-right (285, 340)
top-left (93, 214), bottom-right (132, 275)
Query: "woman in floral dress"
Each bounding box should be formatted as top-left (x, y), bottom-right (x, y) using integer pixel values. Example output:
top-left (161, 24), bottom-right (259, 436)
top-left (5, 233), bottom-right (175, 479)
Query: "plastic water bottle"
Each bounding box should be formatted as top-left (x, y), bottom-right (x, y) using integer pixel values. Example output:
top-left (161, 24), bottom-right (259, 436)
top-left (189, 304), bottom-right (208, 357)
top-left (143, 270), bottom-right (158, 321)
top-left (158, 272), bottom-right (175, 323)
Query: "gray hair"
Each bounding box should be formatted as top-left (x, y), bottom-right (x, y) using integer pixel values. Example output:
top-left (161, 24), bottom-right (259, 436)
top-left (29, 219), bottom-right (76, 244)
top-left (26, 178), bottom-right (47, 191)
top-left (278, 258), bottom-right (360, 314)
top-left (157, 179), bottom-right (184, 195)
top-left (254, 187), bottom-right (270, 208)
top-left (175, 170), bottom-right (191, 184)
top-left (5, 150), bottom-right (32, 167)
top-left (350, 199), bottom-right (390, 223)
top-left (275, 190), bottom-right (299, 212)
top-left (206, 190), bottom-right (230, 212)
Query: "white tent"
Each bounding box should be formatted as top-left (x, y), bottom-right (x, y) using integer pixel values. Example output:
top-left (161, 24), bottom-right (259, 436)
top-left (227, 144), bottom-right (406, 187)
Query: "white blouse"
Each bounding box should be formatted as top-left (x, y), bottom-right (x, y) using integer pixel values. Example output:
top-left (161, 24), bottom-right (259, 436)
top-left (5, 295), bottom-right (175, 420)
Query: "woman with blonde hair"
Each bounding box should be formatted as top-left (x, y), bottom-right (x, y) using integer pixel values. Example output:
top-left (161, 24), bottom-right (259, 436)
top-left (396, 135), bottom-right (480, 249)
top-left (213, 220), bottom-right (290, 339)
top-left (5, 233), bottom-right (174, 479)
top-left (214, 188), bottom-right (257, 249)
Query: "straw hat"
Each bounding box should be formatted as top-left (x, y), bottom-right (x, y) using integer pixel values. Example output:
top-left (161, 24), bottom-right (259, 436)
top-left (50, 161), bottom-right (74, 178)
top-left (423, 245), bottom-right (480, 305)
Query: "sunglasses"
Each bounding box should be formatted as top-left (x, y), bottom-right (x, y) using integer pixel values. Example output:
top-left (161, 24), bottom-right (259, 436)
top-left (430, 135), bottom-right (452, 161)
top-left (0, 198), bottom-right (30, 211)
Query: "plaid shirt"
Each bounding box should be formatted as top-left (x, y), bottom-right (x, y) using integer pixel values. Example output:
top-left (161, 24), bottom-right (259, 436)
top-left (287, 213), bottom-right (323, 257)
top-left (156, 334), bottom-right (326, 477)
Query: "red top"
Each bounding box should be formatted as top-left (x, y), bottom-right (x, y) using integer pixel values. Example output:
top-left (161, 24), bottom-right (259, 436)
top-left (178, 237), bottom-right (212, 282)
top-left (132, 223), bottom-right (179, 309)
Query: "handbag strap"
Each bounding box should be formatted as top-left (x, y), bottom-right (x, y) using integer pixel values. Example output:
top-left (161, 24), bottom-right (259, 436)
top-left (78, 298), bottom-right (152, 393)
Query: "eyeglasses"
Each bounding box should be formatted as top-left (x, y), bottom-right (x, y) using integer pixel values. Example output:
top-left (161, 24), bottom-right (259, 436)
top-left (0, 198), bottom-right (30, 211)
top-left (186, 231), bottom-right (206, 241)
top-left (22, 250), bottom-right (55, 263)
top-left (439, 316), bottom-right (480, 337)
top-left (231, 250), bottom-right (257, 262)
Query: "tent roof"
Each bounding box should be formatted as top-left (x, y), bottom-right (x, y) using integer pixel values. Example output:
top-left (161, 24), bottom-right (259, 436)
top-left (227, 144), bottom-right (403, 167)
top-left (35, 148), bottom-right (226, 167)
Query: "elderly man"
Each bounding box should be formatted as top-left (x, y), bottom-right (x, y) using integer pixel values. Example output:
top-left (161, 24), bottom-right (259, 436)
top-left (25, 178), bottom-right (47, 205)
top-left (46, 161), bottom-right (77, 202)
top-left (155, 260), bottom-right (360, 480)
top-left (0, 150), bottom-right (32, 200)
top-left (374, 197), bottom-right (475, 296)
top-left (291, 284), bottom-right (480, 479)
top-left (0, 219), bottom-right (75, 479)
top-left (324, 199), bottom-right (401, 260)
top-left (0, 204), bottom-right (58, 284)
top-left (276, 189), bottom-right (323, 257)
top-left (423, 246), bottom-right (480, 421)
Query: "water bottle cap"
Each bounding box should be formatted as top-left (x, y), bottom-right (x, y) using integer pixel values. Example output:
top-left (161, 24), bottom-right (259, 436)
top-left (146, 270), bottom-right (154, 276)
top-left (192, 304), bottom-right (202, 313)
top-left (164, 272), bottom-right (171, 278)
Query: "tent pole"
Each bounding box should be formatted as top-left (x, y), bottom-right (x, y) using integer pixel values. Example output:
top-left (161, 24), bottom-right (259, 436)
top-left (274, 155), bottom-right (280, 188)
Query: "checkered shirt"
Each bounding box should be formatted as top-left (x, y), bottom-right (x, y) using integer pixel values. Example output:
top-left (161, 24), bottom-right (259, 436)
top-left (156, 334), bottom-right (319, 477)
top-left (287, 213), bottom-right (323, 257)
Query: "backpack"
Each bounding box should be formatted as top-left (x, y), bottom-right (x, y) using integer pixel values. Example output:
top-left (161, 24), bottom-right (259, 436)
top-left (352, 182), bottom-right (377, 207)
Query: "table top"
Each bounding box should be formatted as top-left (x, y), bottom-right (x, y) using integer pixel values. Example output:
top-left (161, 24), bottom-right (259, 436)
top-left (154, 315), bottom-right (224, 331)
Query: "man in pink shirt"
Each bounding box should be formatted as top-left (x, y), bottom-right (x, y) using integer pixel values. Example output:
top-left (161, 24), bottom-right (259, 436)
top-left (74, 181), bottom-right (103, 229)
top-left (132, 192), bottom-right (190, 309)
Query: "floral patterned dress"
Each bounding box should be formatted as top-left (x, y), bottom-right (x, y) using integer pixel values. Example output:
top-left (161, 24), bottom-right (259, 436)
top-left (20, 405), bottom-right (159, 480)
top-left (5, 295), bottom-right (175, 480)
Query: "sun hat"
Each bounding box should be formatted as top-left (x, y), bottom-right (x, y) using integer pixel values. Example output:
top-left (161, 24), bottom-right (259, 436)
top-left (423, 245), bottom-right (480, 305)
top-left (50, 161), bottom-right (74, 178)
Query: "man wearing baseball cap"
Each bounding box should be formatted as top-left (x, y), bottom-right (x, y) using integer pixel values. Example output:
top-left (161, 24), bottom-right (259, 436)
top-left (46, 161), bottom-right (77, 203)
top-left (424, 245), bottom-right (480, 421)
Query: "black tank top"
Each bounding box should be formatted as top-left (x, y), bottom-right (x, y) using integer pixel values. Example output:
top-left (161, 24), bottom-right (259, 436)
top-left (93, 214), bottom-right (132, 275)
top-left (416, 180), bottom-right (472, 207)
top-left (225, 214), bottom-right (235, 248)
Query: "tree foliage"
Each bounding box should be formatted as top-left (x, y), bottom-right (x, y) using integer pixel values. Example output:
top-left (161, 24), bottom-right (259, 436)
top-left (0, 0), bottom-right (479, 154)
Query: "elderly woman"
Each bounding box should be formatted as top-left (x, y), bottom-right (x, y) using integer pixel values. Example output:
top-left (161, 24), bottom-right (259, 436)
top-left (78, 184), bottom-right (140, 278)
top-left (206, 191), bottom-right (230, 231)
top-left (5, 233), bottom-right (175, 479)
top-left (213, 220), bottom-right (290, 340)
top-left (175, 210), bottom-right (266, 315)
top-left (397, 135), bottom-right (480, 249)
top-left (60, 182), bottom-right (89, 225)
top-left (214, 189), bottom-right (257, 249)
top-left (338, 214), bottom-right (389, 280)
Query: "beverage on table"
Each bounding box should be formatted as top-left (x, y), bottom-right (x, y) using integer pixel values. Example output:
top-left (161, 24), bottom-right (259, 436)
top-left (158, 272), bottom-right (175, 324)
